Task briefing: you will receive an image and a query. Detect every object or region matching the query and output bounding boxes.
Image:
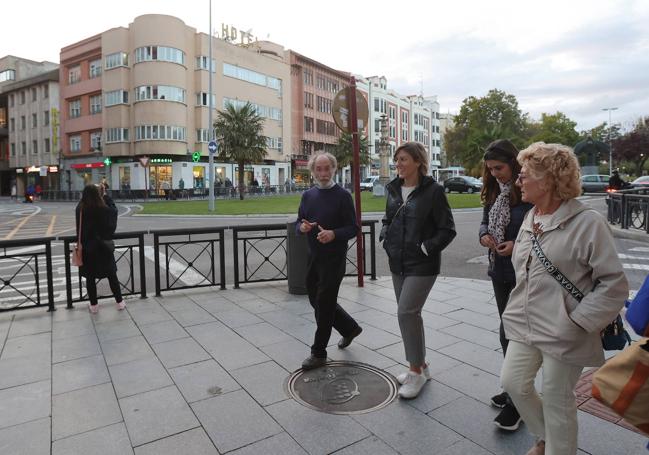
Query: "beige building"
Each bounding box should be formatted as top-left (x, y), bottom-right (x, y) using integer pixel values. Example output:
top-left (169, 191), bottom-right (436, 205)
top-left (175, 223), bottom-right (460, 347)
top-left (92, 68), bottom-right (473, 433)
top-left (0, 56), bottom-right (60, 195)
top-left (60, 14), bottom-right (291, 192)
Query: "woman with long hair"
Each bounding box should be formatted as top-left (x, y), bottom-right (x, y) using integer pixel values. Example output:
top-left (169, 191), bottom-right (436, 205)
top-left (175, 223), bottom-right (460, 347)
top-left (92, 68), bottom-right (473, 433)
top-left (479, 139), bottom-right (532, 431)
top-left (75, 183), bottom-right (125, 313)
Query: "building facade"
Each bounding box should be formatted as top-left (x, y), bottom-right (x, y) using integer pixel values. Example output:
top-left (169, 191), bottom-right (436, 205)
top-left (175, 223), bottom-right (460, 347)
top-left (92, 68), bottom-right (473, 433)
top-left (0, 56), bottom-right (60, 196)
top-left (356, 76), bottom-right (442, 179)
top-left (60, 14), bottom-right (292, 192)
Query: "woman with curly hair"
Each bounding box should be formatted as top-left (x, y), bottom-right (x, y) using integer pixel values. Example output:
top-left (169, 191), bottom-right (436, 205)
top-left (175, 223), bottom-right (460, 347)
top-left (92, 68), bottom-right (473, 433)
top-left (500, 142), bottom-right (628, 455)
top-left (479, 139), bottom-right (532, 431)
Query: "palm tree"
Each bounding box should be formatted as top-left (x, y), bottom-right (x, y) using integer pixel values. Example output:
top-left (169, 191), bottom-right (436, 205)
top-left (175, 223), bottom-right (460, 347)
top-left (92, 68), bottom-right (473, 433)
top-left (213, 102), bottom-right (267, 200)
top-left (333, 132), bottom-right (371, 184)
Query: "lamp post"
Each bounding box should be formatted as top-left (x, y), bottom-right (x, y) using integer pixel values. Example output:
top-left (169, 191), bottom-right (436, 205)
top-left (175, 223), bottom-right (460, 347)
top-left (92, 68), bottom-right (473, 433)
top-left (208, 0), bottom-right (215, 211)
top-left (602, 107), bottom-right (618, 175)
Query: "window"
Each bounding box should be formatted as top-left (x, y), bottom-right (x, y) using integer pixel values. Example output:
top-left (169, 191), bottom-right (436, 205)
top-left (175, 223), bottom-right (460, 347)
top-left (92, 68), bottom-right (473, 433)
top-left (389, 106), bottom-right (396, 120)
top-left (32, 113), bottom-right (37, 128)
top-left (20, 116), bottom-right (25, 130)
top-left (106, 128), bottom-right (129, 143)
top-left (135, 125), bottom-right (186, 141)
top-left (195, 92), bottom-right (216, 107)
top-left (89, 59), bottom-right (102, 78)
top-left (316, 96), bottom-right (331, 114)
top-left (44, 138), bottom-right (50, 154)
top-left (135, 46), bottom-right (185, 65)
top-left (20, 91), bottom-right (25, 104)
top-left (69, 135), bottom-right (81, 152)
top-left (43, 84), bottom-right (49, 99)
top-left (266, 137), bottom-right (282, 151)
top-left (69, 99), bottom-right (81, 118)
top-left (10, 118), bottom-right (14, 132)
top-left (135, 85), bottom-right (186, 103)
top-left (21, 141), bottom-right (26, 155)
top-left (32, 140), bottom-right (38, 154)
top-left (304, 116), bottom-right (314, 133)
top-left (9, 94), bottom-right (14, 107)
top-left (31, 88), bottom-right (37, 102)
top-left (223, 98), bottom-right (282, 121)
top-left (10, 143), bottom-right (15, 156)
top-left (43, 110), bottom-right (50, 126)
top-left (375, 119), bottom-right (380, 132)
top-left (68, 65), bottom-right (81, 84)
top-left (90, 131), bottom-right (102, 150)
top-left (304, 92), bottom-right (314, 109)
top-left (196, 129), bottom-right (209, 143)
top-left (316, 119), bottom-right (336, 136)
top-left (105, 90), bottom-right (128, 106)
top-left (303, 69), bottom-right (313, 85)
top-left (195, 56), bottom-right (216, 72)
top-left (90, 94), bottom-right (102, 114)
top-left (223, 63), bottom-right (282, 92)
top-left (0, 69), bottom-right (16, 82)
top-left (105, 52), bottom-right (128, 69)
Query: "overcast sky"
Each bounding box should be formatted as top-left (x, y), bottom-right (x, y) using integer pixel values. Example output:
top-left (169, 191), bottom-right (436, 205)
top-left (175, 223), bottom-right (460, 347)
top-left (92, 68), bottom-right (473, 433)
top-left (3, 0), bottom-right (647, 131)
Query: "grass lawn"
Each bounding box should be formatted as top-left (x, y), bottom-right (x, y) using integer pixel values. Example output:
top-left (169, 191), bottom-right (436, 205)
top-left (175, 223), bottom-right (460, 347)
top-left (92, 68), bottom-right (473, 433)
top-left (138, 192), bottom-right (481, 215)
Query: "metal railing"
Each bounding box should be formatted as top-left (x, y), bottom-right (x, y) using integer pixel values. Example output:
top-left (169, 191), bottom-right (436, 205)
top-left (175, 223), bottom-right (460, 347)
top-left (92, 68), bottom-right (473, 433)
top-left (60, 232), bottom-right (147, 308)
top-left (607, 188), bottom-right (649, 233)
top-left (152, 227), bottom-right (226, 296)
top-left (0, 238), bottom-right (55, 312)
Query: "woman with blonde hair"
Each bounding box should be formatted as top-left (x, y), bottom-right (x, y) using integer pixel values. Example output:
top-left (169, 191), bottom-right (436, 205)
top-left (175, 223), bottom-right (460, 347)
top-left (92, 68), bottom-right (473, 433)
top-left (500, 142), bottom-right (628, 455)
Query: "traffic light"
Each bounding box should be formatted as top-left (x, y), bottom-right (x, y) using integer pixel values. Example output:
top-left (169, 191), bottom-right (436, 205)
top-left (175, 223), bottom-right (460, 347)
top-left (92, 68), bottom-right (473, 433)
top-left (103, 157), bottom-right (112, 166)
top-left (192, 151), bottom-right (201, 162)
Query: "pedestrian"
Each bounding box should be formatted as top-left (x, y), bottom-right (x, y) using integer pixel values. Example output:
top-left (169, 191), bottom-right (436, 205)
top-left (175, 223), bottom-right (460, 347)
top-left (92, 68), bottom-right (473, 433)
top-left (297, 151), bottom-right (363, 370)
top-left (10, 182), bottom-right (17, 201)
top-left (608, 169), bottom-right (626, 190)
top-left (35, 183), bottom-right (42, 200)
top-left (500, 142), bottom-right (628, 455)
top-left (380, 142), bottom-right (456, 399)
top-left (478, 139), bottom-right (533, 431)
top-left (75, 183), bottom-right (126, 314)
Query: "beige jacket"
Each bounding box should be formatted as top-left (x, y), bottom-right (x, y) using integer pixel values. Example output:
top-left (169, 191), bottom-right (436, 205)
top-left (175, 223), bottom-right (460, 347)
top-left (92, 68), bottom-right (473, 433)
top-left (502, 199), bottom-right (629, 367)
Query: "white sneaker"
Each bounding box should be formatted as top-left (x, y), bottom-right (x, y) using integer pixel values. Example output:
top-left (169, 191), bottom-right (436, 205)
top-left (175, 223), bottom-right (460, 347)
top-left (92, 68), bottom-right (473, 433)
top-left (397, 365), bottom-right (431, 384)
top-left (398, 371), bottom-right (427, 399)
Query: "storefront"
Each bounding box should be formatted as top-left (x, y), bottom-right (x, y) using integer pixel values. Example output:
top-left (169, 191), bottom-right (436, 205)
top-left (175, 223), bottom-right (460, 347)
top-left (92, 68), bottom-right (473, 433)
top-left (70, 162), bottom-right (106, 190)
top-left (292, 159), bottom-right (310, 185)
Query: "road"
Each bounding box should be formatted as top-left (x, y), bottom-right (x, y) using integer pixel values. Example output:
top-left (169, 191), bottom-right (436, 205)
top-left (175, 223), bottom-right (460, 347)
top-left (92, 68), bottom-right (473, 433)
top-left (0, 195), bottom-right (647, 310)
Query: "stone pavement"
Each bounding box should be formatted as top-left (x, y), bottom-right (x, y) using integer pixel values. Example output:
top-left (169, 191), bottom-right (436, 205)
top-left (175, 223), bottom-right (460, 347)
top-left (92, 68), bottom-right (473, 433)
top-left (0, 276), bottom-right (646, 455)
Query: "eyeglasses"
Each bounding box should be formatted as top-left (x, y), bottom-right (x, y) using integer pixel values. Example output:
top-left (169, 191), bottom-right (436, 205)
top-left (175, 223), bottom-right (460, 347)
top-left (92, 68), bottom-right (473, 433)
top-left (516, 173), bottom-right (530, 184)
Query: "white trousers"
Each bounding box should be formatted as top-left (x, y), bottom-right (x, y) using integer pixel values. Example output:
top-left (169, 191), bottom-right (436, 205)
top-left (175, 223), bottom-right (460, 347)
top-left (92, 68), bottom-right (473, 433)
top-left (500, 341), bottom-right (584, 455)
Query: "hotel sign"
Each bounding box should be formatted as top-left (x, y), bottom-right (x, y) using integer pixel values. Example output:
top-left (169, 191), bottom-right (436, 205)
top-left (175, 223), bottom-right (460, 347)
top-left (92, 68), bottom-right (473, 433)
top-left (219, 23), bottom-right (258, 46)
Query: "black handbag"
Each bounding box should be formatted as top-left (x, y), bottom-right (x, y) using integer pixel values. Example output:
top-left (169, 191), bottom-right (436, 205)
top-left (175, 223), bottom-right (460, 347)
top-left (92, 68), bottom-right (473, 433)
top-left (529, 233), bottom-right (630, 351)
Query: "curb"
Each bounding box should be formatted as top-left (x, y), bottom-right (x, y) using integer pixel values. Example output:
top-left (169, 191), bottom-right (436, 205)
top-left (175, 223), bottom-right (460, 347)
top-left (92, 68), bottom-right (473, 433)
top-left (610, 226), bottom-right (649, 243)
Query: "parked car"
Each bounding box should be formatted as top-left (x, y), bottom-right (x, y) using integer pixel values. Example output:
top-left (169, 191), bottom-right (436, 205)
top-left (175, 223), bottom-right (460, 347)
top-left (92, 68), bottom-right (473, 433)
top-left (360, 175), bottom-right (380, 191)
top-left (443, 176), bottom-right (482, 194)
top-left (581, 174), bottom-right (610, 193)
top-left (631, 176), bottom-right (649, 187)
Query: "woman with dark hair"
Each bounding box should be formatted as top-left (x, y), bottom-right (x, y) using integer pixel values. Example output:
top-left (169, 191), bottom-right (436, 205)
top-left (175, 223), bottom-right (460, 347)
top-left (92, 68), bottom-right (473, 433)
top-left (75, 183), bottom-right (125, 313)
top-left (381, 142), bottom-right (456, 399)
top-left (478, 139), bottom-right (532, 431)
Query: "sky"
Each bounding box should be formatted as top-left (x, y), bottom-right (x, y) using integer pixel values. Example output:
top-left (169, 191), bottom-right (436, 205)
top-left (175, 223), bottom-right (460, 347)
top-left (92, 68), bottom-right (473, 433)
top-left (3, 0), bottom-right (647, 131)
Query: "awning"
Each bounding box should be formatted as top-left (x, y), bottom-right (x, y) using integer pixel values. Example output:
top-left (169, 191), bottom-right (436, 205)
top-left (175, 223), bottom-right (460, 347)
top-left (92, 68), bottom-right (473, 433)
top-left (71, 163), bottom-right (105, 169)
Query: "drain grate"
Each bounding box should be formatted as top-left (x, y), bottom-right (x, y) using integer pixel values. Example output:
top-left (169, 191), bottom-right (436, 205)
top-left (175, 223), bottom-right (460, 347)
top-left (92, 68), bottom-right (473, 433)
top-left (285, 361), bottom-right (399, 415)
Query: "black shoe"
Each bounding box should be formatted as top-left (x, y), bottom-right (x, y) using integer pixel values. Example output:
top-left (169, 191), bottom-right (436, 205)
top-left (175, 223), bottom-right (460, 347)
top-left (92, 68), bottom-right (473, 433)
top-left (493, 403), bottom-right (522, 431)
top-left (301, 355), bottom-right (327, 370)
top-left (338, 326), bottom-right (363, 349)
top-left (490, 391), bottom-right (509, 408)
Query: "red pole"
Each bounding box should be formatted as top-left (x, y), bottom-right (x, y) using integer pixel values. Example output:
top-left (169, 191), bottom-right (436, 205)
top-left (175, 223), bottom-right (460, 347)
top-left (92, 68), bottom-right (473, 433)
top-left (348, 77), bottom-right (364, 287)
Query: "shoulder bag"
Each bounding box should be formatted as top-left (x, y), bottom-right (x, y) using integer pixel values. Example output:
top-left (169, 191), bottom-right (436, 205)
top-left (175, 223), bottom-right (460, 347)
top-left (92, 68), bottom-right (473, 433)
top-left (529, 232), bottom-right (630, 350)
top-left (71, 210), bottom-right (83, 267)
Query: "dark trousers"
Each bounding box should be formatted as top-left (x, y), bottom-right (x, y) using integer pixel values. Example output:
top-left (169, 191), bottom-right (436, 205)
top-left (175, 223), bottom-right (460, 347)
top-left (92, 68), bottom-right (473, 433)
top-left (86, 271), bottom-right (122, 306)
top-left (492, 279), bottom-right (515, 356)
top-left (306, 252), bottom-right (359, 358)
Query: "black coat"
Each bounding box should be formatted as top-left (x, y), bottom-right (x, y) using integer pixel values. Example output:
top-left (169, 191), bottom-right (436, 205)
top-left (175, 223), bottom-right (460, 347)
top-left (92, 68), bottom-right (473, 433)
top-left (75, 196), bottom-right (118, 279)
top-left (478, 201), bottom-right (533, 283)
top-left (380, 176), bottom-right (456, 275)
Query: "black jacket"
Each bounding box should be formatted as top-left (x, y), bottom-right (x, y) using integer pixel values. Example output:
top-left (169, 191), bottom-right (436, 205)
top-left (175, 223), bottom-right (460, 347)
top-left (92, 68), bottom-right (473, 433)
top-left (478, 201), bottom-right (533, 283)
top-left (380, 176), bottom-right (456, 275)
top-left (75, 196), bottom-right (118, 279)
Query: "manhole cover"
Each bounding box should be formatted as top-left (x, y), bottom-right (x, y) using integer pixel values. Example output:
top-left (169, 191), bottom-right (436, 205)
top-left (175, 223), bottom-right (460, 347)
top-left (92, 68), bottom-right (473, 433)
top-left (285, 361), bottom-right (398, 415)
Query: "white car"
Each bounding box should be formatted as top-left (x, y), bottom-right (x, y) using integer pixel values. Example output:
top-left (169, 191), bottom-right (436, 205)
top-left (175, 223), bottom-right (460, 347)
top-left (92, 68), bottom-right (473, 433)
top-left (360, 176), bottom-right (379, 191)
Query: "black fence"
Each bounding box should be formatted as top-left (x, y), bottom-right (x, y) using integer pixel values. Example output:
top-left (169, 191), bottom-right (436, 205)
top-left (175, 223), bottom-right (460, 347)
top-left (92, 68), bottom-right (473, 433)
top-left (607, 188), bottom-right (649, 233)
top-left (0, 221), bottom-right (378, 312)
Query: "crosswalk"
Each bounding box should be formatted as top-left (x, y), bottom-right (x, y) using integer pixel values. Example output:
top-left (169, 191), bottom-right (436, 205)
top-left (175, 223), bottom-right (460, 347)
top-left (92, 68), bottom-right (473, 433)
top-left (0, 213), bottom-right (76, 240)
top-left (622, 247), bottom-right (649, 271)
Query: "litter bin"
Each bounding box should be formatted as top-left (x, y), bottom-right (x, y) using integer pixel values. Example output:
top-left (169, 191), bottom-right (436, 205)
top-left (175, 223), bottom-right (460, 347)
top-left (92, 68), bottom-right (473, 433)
top-left (287, 221), bottom-right (309, 295)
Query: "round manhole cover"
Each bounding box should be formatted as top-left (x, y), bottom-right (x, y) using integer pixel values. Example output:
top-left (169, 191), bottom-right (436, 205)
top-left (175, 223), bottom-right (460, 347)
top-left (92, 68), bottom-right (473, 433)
top-left (285, 361), bottom-right (398, 415)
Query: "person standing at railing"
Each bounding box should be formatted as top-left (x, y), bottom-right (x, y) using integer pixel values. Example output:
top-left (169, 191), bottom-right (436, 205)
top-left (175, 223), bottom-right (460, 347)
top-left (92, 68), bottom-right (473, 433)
top-left (297, 151), bottom-right (363, 371)
top-left (75, 183), bottom-right (125, 314)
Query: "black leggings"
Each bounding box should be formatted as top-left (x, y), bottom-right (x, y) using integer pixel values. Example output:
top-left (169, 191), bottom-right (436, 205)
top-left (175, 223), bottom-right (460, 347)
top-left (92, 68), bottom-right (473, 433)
top-left (492, 279), bottom-right (515, 356)
top-left (86, 271), bottom-right (122, 306)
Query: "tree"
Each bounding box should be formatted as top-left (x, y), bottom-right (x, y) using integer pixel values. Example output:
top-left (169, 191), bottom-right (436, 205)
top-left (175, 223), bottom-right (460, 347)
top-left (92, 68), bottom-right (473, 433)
top-left (612, 117), bottom-right (649, 177)
top-left (528, 112), bottom-right (580, 146)
top-left (213, 102), bottom-right (267, 200)
top-left (445, 89), bottom-right (528, 171)
top-left (333, 132), bottom-right (370, 183)
top-left (580, 122), bottom-right (622, 143)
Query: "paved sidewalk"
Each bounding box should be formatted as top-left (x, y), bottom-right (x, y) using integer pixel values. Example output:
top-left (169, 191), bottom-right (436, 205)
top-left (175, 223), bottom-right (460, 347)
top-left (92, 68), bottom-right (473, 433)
top-left (0, 276), bottom-right (646, 454)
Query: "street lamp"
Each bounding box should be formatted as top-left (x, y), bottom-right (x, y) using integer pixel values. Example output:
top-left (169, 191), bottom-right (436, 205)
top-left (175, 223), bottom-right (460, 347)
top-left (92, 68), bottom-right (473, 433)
top-left (602, 107), bottom-right (618, 175)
